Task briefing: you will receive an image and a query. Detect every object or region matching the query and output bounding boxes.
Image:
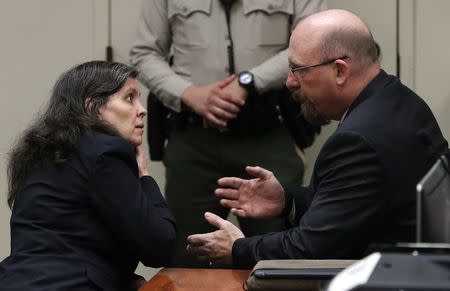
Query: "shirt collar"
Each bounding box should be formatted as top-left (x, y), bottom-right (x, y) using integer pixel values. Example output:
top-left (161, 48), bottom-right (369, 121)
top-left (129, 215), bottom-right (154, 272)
top-left (340, 69), bottom-right (391, 123)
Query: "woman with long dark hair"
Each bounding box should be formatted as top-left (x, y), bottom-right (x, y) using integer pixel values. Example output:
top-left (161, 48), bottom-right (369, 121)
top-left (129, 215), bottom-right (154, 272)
top-left (0, 61), bottom-right (176, 290)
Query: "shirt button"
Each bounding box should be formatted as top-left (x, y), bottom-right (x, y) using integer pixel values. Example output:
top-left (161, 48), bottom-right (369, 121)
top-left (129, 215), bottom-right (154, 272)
top-left (268, 4), bottom-right (274, 10)
top-left (225, 34), bottom-right (230, 40)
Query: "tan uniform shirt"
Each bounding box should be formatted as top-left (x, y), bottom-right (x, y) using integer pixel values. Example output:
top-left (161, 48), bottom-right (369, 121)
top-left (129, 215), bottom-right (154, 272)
top-left (130, 0), bottom-right (326, 112)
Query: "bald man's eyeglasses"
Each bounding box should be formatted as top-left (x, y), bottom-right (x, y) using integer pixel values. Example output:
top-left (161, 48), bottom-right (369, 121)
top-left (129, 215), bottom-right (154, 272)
top-left (290, 56), bottom-right (348, 79)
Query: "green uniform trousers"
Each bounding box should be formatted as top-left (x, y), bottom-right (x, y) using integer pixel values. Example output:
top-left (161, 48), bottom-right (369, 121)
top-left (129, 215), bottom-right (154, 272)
top-left (163, 125), bottom-right (304, 267)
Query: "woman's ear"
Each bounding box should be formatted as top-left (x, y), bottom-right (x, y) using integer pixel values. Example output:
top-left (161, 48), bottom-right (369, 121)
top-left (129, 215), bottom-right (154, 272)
top-left (85, 97), bottom-right (101, 118)
top-left (335, 59), bottom-right (350, 86)
top-left (84, 97), bottom-right (93, 113)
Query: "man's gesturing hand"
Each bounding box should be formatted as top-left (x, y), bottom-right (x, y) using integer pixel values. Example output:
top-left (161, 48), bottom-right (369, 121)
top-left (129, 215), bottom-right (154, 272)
top-left (215, 166), bottom-right (285, 219)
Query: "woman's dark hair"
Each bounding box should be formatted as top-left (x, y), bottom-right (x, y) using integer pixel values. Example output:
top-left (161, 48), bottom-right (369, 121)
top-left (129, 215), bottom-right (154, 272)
top-left (7, 61), bottom-right (138, 208)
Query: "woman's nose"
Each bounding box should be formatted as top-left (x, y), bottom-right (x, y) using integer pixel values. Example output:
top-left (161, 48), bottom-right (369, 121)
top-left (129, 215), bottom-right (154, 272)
top-left (137, 100), bottom-right (147, 117)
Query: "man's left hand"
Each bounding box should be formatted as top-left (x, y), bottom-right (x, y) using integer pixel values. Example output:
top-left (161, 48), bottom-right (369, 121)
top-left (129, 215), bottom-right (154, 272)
top-left (186, 212), bottom-right (244, 268)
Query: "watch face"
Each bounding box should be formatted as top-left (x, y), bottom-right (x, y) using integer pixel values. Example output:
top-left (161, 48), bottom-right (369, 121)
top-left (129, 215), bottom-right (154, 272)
top-left (239, 72), bottom-right (253, 85)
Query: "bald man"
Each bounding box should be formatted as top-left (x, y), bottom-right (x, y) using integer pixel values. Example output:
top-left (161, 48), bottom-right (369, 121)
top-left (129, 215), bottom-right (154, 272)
top-left (186, 9), bottom-right (448, 269)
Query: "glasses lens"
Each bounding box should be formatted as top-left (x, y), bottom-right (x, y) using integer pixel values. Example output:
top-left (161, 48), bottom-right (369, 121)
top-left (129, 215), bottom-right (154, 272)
top-left (291, 69), bottom-right (303, 81)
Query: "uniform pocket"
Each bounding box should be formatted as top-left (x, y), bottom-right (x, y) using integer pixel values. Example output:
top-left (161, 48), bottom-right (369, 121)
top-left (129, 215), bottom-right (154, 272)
top-left (168, 0), bottom-right (212, 47)
top-left (168, 0), bottom-right (211, 18)
top-left (243, 0), bottom-right (293, 46)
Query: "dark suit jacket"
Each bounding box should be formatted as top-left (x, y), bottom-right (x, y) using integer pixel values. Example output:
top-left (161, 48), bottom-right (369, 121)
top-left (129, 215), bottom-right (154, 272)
top-left (232, 70), bottom-right (448, 269)
top-left (0, 133), bottom-right (176, 290)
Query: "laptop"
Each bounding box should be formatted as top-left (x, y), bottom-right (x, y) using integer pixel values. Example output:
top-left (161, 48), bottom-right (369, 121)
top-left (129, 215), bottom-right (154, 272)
top-left (386, 154), bottom-right (450, 252)
top-left (416, 154), bottom-right (450, 243)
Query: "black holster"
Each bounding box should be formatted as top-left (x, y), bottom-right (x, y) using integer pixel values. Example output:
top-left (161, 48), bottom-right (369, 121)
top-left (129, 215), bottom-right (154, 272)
top-left (147, 93), bottom-right (172, 161)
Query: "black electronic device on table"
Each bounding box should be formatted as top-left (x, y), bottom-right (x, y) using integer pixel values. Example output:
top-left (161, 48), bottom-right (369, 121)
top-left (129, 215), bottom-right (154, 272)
top-left (253, 267), bottom-right (344, 280)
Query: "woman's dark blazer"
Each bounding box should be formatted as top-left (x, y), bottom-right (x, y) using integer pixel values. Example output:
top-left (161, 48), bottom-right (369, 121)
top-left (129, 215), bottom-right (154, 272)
top-left (0, 133), bottom-right (176, 290)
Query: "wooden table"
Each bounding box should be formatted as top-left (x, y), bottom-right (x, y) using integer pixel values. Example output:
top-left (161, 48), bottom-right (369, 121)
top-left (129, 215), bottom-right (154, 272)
top-left (139, 268), bottom-right (251, 291)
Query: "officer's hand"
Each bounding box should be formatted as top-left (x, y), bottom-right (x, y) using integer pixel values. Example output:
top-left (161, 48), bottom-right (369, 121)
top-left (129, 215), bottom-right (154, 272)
top-left (181, 76), bottom-right (244, 128)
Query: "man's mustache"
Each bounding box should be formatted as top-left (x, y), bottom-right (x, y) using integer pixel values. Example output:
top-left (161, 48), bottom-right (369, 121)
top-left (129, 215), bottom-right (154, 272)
top-left (289, 89), bottom-right (330, 127)
top-left (290, 88), bottom-right (305, 103)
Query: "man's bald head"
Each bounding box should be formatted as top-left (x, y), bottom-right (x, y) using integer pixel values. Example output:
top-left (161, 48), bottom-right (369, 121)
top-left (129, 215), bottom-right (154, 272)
top-left (292, 9), bottom-right (379, 69)
top-left (286, 9), bottom-right (381, 122)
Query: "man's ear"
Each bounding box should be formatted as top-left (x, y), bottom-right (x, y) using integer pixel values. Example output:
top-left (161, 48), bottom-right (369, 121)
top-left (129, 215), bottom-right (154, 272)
top-left (335, 59), bottom-right (350, 86)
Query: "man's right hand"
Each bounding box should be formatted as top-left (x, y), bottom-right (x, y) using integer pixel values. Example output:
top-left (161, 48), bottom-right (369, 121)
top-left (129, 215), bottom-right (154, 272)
top-left (181, 76), bottom-right (245, 128)
top-left (215, 166), bottom-right (285, 219)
